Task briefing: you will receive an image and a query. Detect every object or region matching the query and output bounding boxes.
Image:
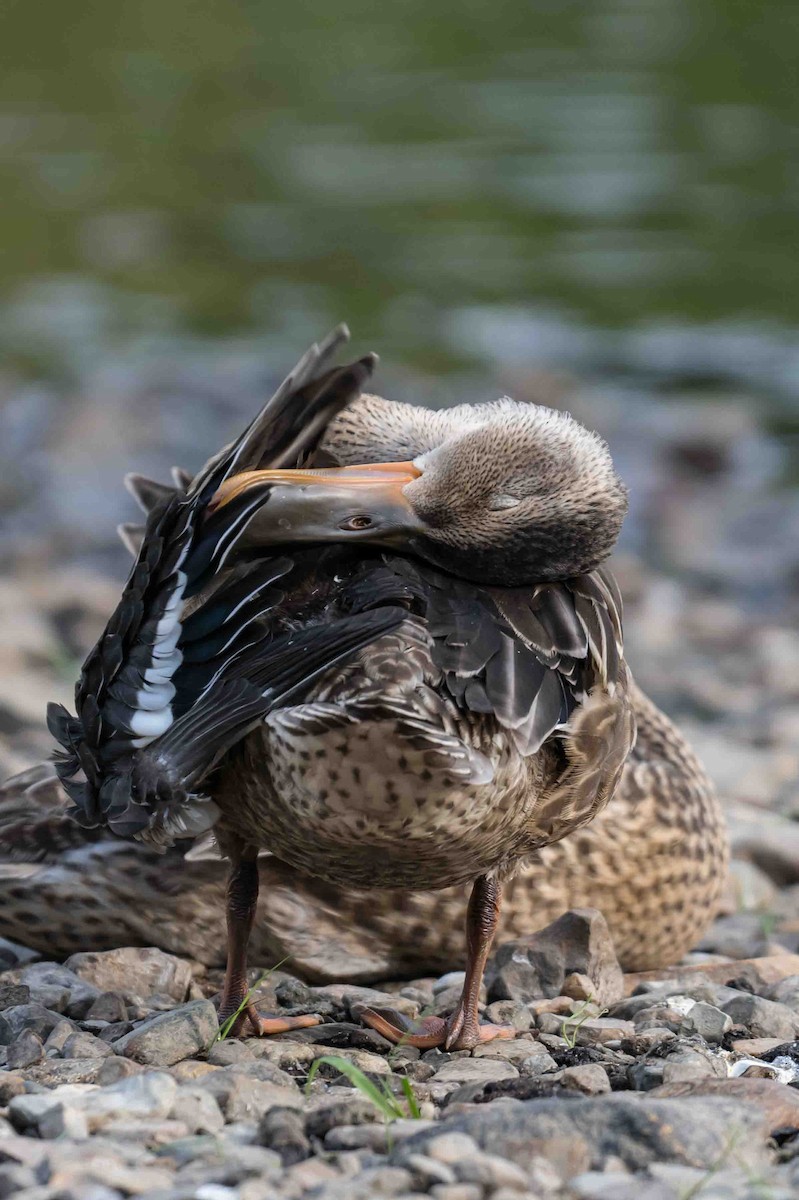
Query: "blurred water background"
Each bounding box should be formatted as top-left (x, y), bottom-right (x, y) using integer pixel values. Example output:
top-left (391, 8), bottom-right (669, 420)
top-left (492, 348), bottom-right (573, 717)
top-left (1, 0), bottom-right (798, 807)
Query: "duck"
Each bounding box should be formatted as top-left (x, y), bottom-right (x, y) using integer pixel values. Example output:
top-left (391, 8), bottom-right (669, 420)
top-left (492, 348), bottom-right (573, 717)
top-left (42, 328), bottom-right (726, 1049)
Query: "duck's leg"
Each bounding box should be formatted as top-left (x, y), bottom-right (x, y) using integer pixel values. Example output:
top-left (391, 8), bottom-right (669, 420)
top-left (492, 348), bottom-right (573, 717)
top-left (359, 874), bottom-right (516, 1050)
top-left (218, 846), bottom-right (321, 1037)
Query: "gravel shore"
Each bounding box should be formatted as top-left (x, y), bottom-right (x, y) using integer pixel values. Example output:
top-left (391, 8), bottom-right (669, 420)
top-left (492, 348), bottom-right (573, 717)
top-left (2, 913), bottom-right (799, 1200)
top-left (1, 364), bottom-right (798, 1198)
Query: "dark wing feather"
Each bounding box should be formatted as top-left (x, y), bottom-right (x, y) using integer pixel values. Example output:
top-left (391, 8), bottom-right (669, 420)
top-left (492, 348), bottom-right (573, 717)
top-left (48, 328), bottom-right (382, 837)
top-left (125, 474), bottom-right (176, 514)
top-left (188, 324), bottom-right (375, 498)
top-left (376, 556), bottom-right (625, 759)
top-left (114, 606), bottom-right (407, 842)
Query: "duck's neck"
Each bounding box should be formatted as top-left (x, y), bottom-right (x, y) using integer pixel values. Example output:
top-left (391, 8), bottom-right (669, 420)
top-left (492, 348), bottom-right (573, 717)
top-left (320, 394), bottom-right (480, 465)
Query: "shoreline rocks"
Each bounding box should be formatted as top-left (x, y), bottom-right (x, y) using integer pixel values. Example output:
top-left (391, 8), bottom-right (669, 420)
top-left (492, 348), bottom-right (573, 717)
top-left (0, 920), bottom-right (798, 1198)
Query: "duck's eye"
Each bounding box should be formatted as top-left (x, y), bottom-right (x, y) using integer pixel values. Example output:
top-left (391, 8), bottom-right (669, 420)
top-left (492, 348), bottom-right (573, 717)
top-left (489, 494), bottom-right (520, 511)
top-left (340, 514), bottom-right (374, 531)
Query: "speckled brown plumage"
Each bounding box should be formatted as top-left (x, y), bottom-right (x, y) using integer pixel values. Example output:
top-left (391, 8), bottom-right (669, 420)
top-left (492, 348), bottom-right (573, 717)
top-left (0, 677), bottom-right (726, 978)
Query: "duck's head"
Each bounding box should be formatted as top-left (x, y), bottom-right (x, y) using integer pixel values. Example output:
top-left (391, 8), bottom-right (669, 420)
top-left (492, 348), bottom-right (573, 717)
top-left (208, 395), bottom-right (628, 587)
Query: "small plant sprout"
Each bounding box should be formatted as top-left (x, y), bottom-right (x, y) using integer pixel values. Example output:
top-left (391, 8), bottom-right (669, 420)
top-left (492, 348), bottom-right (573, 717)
top-left (559, 996), bottom-right (608, 1049)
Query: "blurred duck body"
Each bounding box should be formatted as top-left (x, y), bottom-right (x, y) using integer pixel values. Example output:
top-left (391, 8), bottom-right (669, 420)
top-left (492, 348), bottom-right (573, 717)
top-left (36, 330), bottom-right (726, 1048)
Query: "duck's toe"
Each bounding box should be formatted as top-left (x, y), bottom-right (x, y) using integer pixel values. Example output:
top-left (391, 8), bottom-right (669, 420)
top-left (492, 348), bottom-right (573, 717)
top-left (217, 1003), bottom-right (322, 1039)
top-left (358, 1005), bottom-right (450, 1048)
top-left (245, 1010), bottom-right (323, 1037)
top-left (358, 1004), bottom-right (517, 1050)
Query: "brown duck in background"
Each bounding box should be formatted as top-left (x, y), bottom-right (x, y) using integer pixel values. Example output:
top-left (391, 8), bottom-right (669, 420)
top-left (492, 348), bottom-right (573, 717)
top-left (6, 330), bottom-right (728, 1048)
top-left (0, 708), bottom-right (726, 980)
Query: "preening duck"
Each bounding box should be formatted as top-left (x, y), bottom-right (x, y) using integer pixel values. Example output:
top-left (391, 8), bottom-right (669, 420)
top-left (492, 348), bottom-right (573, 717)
top-left (50, 328), bottom-right (642, 1048)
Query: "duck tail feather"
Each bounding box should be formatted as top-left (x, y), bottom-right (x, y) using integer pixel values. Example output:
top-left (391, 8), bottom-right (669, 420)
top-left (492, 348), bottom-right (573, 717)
top-left (117, 522), bottom-right (146, 557)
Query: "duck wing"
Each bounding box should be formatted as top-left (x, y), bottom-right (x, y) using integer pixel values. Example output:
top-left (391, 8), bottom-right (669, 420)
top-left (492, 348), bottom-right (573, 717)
top-left (399, 557), bottom-right (634, 840)
top-left (291, 555), bottom-right (632, 813)
top-left (47, 329), bottom-right (403, 845)
top-left (371, 558), bottom-right (625, 759)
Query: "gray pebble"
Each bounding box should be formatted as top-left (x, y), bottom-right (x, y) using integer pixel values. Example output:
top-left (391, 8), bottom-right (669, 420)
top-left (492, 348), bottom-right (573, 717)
top-left (721, 993), bottom-right (799, 1040)
top-left (61, 1030), bottom-right (115, 1059)
top-left (8, 1091), bottom-right (89, 1138)
top-left (628, 1060), bottom-right (666, 1090)
top-left (520, 1050), bottom-right (559, 1076)
top-left (424, 1132), bottom-right (482, 1164)
top-left (405, 1151), bottom-right (456, 1187)
top-left (0, 1002), bottom-right (72, 1045)
top-left (306, 1095), bottom-right (390, 1138)
top-left (83, 1070), bottom-right (178, 1126)
top-left (0, 983), bottom-right (30, 1008)
top-left (0, 1073), bottom-right (25, 1104)
top-left (170, 1085), bottom-right (225, 1134)
top-left (208, 1038), bottom-right (255, 1066)
top-left (680, 1001), bottom-right (732, 1044)
top-left (428, 1186), bottom-right (483, 1200)
top-left (487, 909), bottom-right (624, 1006)
top-left (401, 1059), bottom-right (436, 1082)
top-left (573, 1017), bottom-right (637, 1045)
top-left (471, 1038), bottom-right (537, 1064)
top-left (570, 1171), bottom-right (673, 1200)
top-left (65, 947), bottom-right (193, 1002)
top-left (560, 1064), bottom-right (611, 1094)
top-left (96, 1056), bottom-right (144, 1085)
top-left (23, 1057), bottom-right (115, 1086)
top-left (454, 1150), bottom-right (530, 1190)
top-left (661, 1043), bottom-right (728, 1082)
top-left (483, 1000), bottom-right (533, 1030)
top-left (195, 1067), bottom-right (302, 1122)
top-left (0, 1165), bottom-right (38, 1198)
top-left (432, 1057), bottom-right (519, 1086)
top-left (113, 999), bottom-right (218, 1065)
top-left (257, 1107), bottom-right (310, 1165)
top-left (45, 1017), bottom-right (80, 1054)
top-left (6, 1028), bottom-right (44, 1069)
top-left (85, 992), bottom-right (128, 1023)
top-left (324, 1122), bottom-right (393, 1152)
top-left (16, 961), bottom-right (101, 1018)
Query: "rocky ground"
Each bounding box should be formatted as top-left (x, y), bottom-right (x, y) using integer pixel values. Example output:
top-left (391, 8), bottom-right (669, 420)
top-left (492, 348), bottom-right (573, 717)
top-left (2, 910), bottom-right (799, 1200)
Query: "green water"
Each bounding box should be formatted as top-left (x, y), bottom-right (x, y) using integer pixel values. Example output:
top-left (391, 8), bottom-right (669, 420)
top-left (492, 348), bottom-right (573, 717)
top-left (2, 0), bottom-right (799, 378)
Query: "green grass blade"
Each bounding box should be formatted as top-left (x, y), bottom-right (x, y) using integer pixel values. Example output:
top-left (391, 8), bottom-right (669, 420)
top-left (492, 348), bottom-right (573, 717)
top-left (400, 1075), bottom-right (422, 1119)
top-left (305, 1055), bottom-right (400, 1121)
top-left (379, 1076), bottom-right (405, 1119)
